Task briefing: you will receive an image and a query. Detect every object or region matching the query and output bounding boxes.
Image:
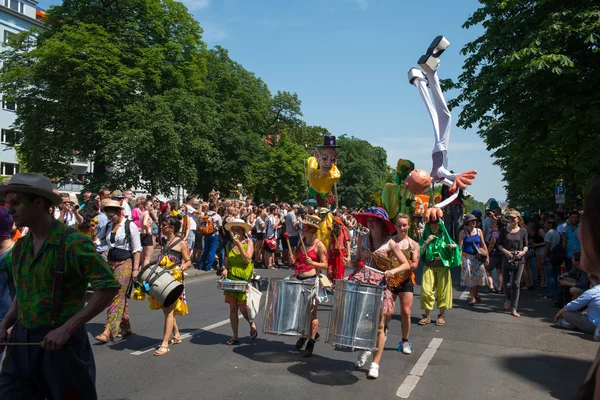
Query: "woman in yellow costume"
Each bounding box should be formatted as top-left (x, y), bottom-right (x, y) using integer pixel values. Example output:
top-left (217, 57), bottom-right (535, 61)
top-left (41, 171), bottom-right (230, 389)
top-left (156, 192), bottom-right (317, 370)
top-left (149, 213), bottom-right (191, 356)
top-left (221, 218), bottom-right (258, 345)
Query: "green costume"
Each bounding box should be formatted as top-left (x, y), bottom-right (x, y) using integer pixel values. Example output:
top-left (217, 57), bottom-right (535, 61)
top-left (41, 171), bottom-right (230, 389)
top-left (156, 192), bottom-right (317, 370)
top-left (419, 220), bottom-right (461, 268)
top-left (224, 241), bottom-right (253, 302)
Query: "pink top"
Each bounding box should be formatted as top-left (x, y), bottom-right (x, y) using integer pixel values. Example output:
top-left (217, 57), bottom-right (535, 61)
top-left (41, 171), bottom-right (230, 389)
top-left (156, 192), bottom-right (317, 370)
top-left (131, 207), bottom-right (142, 229)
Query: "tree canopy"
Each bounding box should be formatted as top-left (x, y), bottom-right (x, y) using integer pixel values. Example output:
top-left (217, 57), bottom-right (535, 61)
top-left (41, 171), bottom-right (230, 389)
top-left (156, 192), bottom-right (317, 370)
top-left (450, 0), bottom-right (600, 211)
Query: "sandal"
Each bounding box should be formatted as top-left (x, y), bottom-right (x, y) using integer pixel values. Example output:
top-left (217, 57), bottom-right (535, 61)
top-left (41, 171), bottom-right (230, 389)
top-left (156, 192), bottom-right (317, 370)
top-left (95, 332), bottom-right (111, 343)
top-left (475, 295), bottom-right (482, 302)
top-left (153, 345), bottom-right (170, 356)
top-left (250, 328), bottom-right (258, 340)
top-left (504, 300), bottom-right (510, 311)
top-left (168, 337), bottom-right (182, 345)
top-left (468, 299), bottom-right (477, 306)
top-left (436, 314), bottom-right (445, 326)
top-left (511, 310), bottom-right (521, 318)
top-left (418, 314), bottom-right (431, 325)
top-left (121, 329), bottom-right (133, 338)
top-left (225, 338), bottom-right (240, 346)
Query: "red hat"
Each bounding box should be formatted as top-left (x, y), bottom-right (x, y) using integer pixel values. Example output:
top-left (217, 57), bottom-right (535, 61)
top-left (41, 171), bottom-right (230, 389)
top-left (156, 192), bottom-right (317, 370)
top-left (354, 207), bottom-right (396, 235)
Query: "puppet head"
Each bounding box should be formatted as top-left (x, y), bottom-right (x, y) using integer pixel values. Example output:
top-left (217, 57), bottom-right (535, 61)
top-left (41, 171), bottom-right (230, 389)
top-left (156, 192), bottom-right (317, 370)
top-left (395, 159), bottom-right (415, 184)
top-left (316, 135), bottom-right (341, 174)
top-left (404, 169), bottom-right (432, 194)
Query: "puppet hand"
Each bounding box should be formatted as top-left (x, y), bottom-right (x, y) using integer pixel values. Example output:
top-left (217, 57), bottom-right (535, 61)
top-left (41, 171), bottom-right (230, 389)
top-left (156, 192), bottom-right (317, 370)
top-left (423, 208), bottom-right (444, 223)
top-left (452, 171), bottom-right (478, 190)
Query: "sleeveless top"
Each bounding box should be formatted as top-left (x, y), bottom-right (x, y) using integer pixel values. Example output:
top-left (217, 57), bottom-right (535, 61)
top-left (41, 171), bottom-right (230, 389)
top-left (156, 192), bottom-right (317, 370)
top-left (351, 236), bottom-right (390, 286)
top-left (463, 229), bottom-right (481, 256)
top-left (296, 240), bottom-right (321, 275)
top-left (227, 241), bottom-right (253, 281)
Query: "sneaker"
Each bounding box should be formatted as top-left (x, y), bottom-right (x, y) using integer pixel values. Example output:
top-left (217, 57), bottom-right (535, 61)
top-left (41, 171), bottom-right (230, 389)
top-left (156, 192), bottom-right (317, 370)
top-left (302, 339), bottom-right (316, 357)
top-left (295, 337), bottom-right (307, 351)
top-left (557, 319), bottom-right (574, 329)
top-left (538, 295), bottom-right (553, 300)
top-left (398, 340), bottom-right (413, 355)
top-left (356, 350), bottom-right (372, 368)
top-left (384, 325), bottom-right (389, 340)
top-left (367, 362), bottom-right (379, 379)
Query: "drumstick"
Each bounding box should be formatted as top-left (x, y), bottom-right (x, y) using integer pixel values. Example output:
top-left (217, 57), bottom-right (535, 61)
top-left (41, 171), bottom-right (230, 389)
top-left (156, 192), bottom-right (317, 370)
top-left (1, 342), bottom-right (42, 346)
top-left (283, 232), bottom-right (292, 253)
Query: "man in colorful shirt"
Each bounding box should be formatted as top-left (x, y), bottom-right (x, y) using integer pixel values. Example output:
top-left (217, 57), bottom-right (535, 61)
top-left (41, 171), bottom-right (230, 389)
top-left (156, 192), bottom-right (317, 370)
top-left (0, 173), bottom-right (120, 399)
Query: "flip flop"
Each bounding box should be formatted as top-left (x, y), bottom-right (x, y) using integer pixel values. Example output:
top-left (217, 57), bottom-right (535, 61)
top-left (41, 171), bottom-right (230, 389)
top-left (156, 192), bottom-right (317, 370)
top-left (225, 339), bottom-right (240, 346)
top-left (95, 333), bottom-right (111, 343)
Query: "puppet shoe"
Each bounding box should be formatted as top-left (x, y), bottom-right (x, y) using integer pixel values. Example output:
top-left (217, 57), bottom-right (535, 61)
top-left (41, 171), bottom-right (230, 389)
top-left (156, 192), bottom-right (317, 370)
top-left (408, 68), bottom-right (426, 85)
top-left (426, 35), bottom-right (450, 57)
top-left (418, 54), bottom-right (440, 73)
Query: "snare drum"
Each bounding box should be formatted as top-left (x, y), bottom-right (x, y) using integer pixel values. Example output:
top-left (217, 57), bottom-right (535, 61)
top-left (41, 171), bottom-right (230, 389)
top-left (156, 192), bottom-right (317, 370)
top-left (326, 279), bottom-right (383, 351)
top-left (217, 279), bottom-right (248, 293)
top-left (263, 278), bottom-right (314, 337)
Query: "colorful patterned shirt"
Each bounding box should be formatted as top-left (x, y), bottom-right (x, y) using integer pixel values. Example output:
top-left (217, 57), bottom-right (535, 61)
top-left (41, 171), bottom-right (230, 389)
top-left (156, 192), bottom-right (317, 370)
top-left (7, 220), bottom-right (120, 329)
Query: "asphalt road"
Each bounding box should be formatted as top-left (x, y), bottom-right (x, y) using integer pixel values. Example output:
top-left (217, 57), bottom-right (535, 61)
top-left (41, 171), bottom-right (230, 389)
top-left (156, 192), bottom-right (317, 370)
top-left (86, 266), bottom-right (596, 400)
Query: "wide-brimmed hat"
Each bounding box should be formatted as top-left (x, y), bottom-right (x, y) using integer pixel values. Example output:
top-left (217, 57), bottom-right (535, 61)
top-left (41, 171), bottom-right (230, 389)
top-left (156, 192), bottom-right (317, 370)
top-left (0, 173), bottom-right (62, 206)
top-left (102, 200), bottom-right (124, 210)
top-left (354, 207), bottom-right (396, 235)
top-left (302, 215), bottom-right (321, 230)
top-left (464, 214), bottom-right (478, 224)
top-left (111, 190), bottom-right (124, 199)
top-left (316, 135), bottom-right (342, 149)
top-left (224, 218), bottom-right (252, 233)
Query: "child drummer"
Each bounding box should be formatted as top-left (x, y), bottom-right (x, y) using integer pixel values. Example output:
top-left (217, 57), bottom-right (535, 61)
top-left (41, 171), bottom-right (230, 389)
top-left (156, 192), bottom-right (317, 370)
top-left (289, 215), bottom-right (328, 357)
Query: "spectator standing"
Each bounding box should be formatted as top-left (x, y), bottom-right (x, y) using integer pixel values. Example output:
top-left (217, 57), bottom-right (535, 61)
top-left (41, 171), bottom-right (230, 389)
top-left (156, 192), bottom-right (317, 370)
top-left (0, 173), bottom-right (120, 399)
top-left (283, 204), bottom-right (299, 267)
top-left (564, 211), bottom-right (581, 272)
top-left (264, 205), bottom-right (278, 270)
top-left (531, 215), bottom-right (547, 287)
top-left (458, 214), bottom-right (489, 306)
top-left (485, 216), bottom-right (503, 293)
top-left (497, 210), bottom-right (528, 317)
top-left (539, 220), bottom-right (562, 301)
top-left (253, 205), bottom-right (267, 267)
top-left (184, 195), bottom-right (198, 251)
top-left (98, 188), bottom-right (111, 201)
top-left (198, 202), bottom-right (222, 271)
top-left (56, 193), bottom-right (82, 228)
top-left (122, 189), bottom-right (134, 220)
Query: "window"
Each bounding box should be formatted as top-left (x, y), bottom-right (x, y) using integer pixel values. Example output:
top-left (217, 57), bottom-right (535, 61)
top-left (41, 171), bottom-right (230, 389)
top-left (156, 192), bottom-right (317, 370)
top-left (9, 0), bottom-right (18, 12)
top-left (2, 101), bottom-right (16, 112)
top-left (0, 129), bottom-right (14, 144)
top-left (3, 30), bottom-right (15, 44)
top-left (1, 162), bottom-right (20, 176)
top-left (19, 1), bottom-right (23, 13)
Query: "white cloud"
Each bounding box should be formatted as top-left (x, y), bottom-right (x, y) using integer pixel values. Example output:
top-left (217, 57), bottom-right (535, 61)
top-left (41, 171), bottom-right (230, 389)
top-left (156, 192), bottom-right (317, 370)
top-left (202, 22), bottom-right (228, 42)
top-left (181, 0), bottom-right (210, 11)
top-left (354, 0), bottom-right (369, 10)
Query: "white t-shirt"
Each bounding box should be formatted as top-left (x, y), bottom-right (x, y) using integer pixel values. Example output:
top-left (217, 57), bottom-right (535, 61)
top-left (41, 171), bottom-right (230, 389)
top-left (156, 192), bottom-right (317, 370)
top-left (123, 201), bottom-right (132, 219)
top-left (544, 229), bottom-right (561, 261)
top-left (186, 205), bottom-right (197, 231)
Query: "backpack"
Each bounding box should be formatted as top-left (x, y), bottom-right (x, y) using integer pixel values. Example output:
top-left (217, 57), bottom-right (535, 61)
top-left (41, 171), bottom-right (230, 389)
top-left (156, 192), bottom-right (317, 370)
top-left (199, 213), bottom-right (216, 236)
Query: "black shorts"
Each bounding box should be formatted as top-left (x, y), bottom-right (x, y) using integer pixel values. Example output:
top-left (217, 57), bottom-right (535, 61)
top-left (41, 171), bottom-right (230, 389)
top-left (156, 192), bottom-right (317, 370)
top-left (388, 278), bottom-right (414, 295)
top-left (282, 235), bottom-right (299, 250)
top-left (140, 233), bottom-right (153, 247)
top-left (194, 231), bottom-right (204, 249)
top-left (485, 254), bottom-right (503, 271)
top-left (255, 232), bottom-right (265, 240)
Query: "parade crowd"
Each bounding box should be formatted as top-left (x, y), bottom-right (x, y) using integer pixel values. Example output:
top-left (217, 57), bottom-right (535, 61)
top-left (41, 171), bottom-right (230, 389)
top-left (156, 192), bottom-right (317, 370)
top-left (0, 173), bottom-right (598, 398)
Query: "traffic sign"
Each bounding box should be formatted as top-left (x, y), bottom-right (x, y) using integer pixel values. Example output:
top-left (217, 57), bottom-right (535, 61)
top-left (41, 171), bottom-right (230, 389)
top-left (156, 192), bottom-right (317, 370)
top-left (556, 194), bottom-right (566, 204)
top-left (555, 186), bottom-right (565, 195)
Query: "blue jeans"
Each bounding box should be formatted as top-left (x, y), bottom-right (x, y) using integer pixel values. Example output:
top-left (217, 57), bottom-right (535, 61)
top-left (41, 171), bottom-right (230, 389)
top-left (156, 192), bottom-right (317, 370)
top-left (200, 234), bottom-right (219, 270)
top-left (545, 260), bottom-right (559, 298)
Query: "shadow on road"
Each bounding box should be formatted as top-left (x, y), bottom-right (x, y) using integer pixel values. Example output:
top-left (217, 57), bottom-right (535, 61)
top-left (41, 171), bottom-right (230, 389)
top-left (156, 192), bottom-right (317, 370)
top-left (232, 337), bottom-right (360, 386)
top-left (501, 354), bottom-right (592, 399)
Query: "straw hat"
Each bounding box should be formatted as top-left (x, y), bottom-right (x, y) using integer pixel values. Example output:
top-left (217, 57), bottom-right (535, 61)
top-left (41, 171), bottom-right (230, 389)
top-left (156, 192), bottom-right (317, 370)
top-left (354, 206), bottom-right (396, 235)
top-left (111, 190), bottom-right (124, 199)
top-left (102, 200), bottom-right (124, 210)
top-left (0, 173), bottom-right (62, 206)
top-left (301, 215), bottom-right (321, 230)
top-left (224, 218), bottom-right (252, 233)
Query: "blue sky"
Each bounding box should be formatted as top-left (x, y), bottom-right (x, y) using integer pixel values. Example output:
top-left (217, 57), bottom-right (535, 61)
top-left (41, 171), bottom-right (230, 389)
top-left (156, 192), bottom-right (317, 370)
top-left (38, 0), bottom-right (505, 203)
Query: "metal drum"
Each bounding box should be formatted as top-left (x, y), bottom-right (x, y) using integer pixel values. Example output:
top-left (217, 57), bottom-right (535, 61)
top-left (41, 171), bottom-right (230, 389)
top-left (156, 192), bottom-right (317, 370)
top-left (217, 279), bottom-right (248, 292)
top-left (263, 278), bottom-right (314, 337)
top-left (326, 279), bottom-right (383, 351)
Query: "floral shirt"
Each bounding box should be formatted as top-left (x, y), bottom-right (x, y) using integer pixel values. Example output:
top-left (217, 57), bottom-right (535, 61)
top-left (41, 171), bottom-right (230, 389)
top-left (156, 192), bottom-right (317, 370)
top-left (6, 220), bottom-right (120, 329)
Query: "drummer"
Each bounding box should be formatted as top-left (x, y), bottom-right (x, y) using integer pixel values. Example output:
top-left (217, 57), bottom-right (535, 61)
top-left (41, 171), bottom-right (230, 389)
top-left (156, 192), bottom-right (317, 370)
top-left (350, 207), bottom-right (410, 379)
top-left (289, 215), bottom-right (328, 357)
top-left (221, 218), bottom-right (257, 345)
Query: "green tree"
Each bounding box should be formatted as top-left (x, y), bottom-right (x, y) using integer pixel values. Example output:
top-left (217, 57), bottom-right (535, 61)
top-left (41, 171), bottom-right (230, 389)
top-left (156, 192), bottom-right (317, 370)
top-left (450, 0), bottom-right (600, 211)
top-left (0, 0), bottom-right (207, 193)
top-left (335, 135), bottom-right (390, 208)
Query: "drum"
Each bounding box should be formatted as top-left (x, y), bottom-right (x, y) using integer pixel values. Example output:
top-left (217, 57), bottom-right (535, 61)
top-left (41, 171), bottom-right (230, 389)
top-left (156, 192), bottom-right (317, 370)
top-left (217, 279), bottom-right (248, 292)
top-left (326, 279), bottom-right (383, 351)
top-left (263, 278), bottom-right (314, 337)
top-left (138, 264), bottom-right (183, 308)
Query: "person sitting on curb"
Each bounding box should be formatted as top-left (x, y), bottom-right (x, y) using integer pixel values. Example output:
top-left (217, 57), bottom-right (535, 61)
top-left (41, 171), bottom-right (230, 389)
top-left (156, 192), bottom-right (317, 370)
top-left (555, 274), bottom-right (600, 334)
top-left (559, 252), bottom-right (590, 301)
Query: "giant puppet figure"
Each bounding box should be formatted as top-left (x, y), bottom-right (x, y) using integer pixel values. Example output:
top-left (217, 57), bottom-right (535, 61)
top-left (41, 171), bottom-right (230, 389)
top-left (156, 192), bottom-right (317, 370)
top-left (307, 135), bottom-right (341, 207)
top-left (404, 36), bottom-right (477, 223)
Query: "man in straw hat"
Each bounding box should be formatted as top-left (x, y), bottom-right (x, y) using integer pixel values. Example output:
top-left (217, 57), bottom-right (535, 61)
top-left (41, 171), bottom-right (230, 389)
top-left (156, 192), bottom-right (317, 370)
top-left (0, 173), bottom-right (120, 399)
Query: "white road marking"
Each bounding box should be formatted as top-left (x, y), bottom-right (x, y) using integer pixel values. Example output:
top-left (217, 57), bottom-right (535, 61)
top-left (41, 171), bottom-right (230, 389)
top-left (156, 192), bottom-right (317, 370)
top-left (130, 314), bottom-right (242, 355)
top-left (396, 338), bottom-right (443, 398)
top-left (459, 290), bottom-right (469, 300)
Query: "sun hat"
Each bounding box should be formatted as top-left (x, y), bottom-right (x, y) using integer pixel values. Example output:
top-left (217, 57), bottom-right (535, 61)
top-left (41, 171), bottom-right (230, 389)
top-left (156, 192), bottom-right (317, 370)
top-left (111, 190), bottom-right (124, 199)
top-left (102, 200), bottom-right (124, 210)
top-left (224, 218), bottom-right (252, 233)
top-left (354, 206), bottom-right (396, 235)
top-left (0, 173), bottom-right (62, 206)
top-left (0, 207), bottom-right (14, 239)
top-left (464, 214), bottom-right (478, 224)
top-left (301, 215), bottom-right (321, 230)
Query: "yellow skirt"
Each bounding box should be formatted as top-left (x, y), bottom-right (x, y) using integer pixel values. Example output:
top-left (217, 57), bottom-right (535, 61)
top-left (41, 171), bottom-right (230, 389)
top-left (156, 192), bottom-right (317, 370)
top-left (148, 268), bottom-right (188, 316)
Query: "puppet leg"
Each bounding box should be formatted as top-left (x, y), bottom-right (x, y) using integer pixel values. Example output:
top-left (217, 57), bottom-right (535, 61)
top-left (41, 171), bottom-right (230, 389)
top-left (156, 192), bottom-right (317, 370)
top-left (408, 68), bottom-right (440, 141)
